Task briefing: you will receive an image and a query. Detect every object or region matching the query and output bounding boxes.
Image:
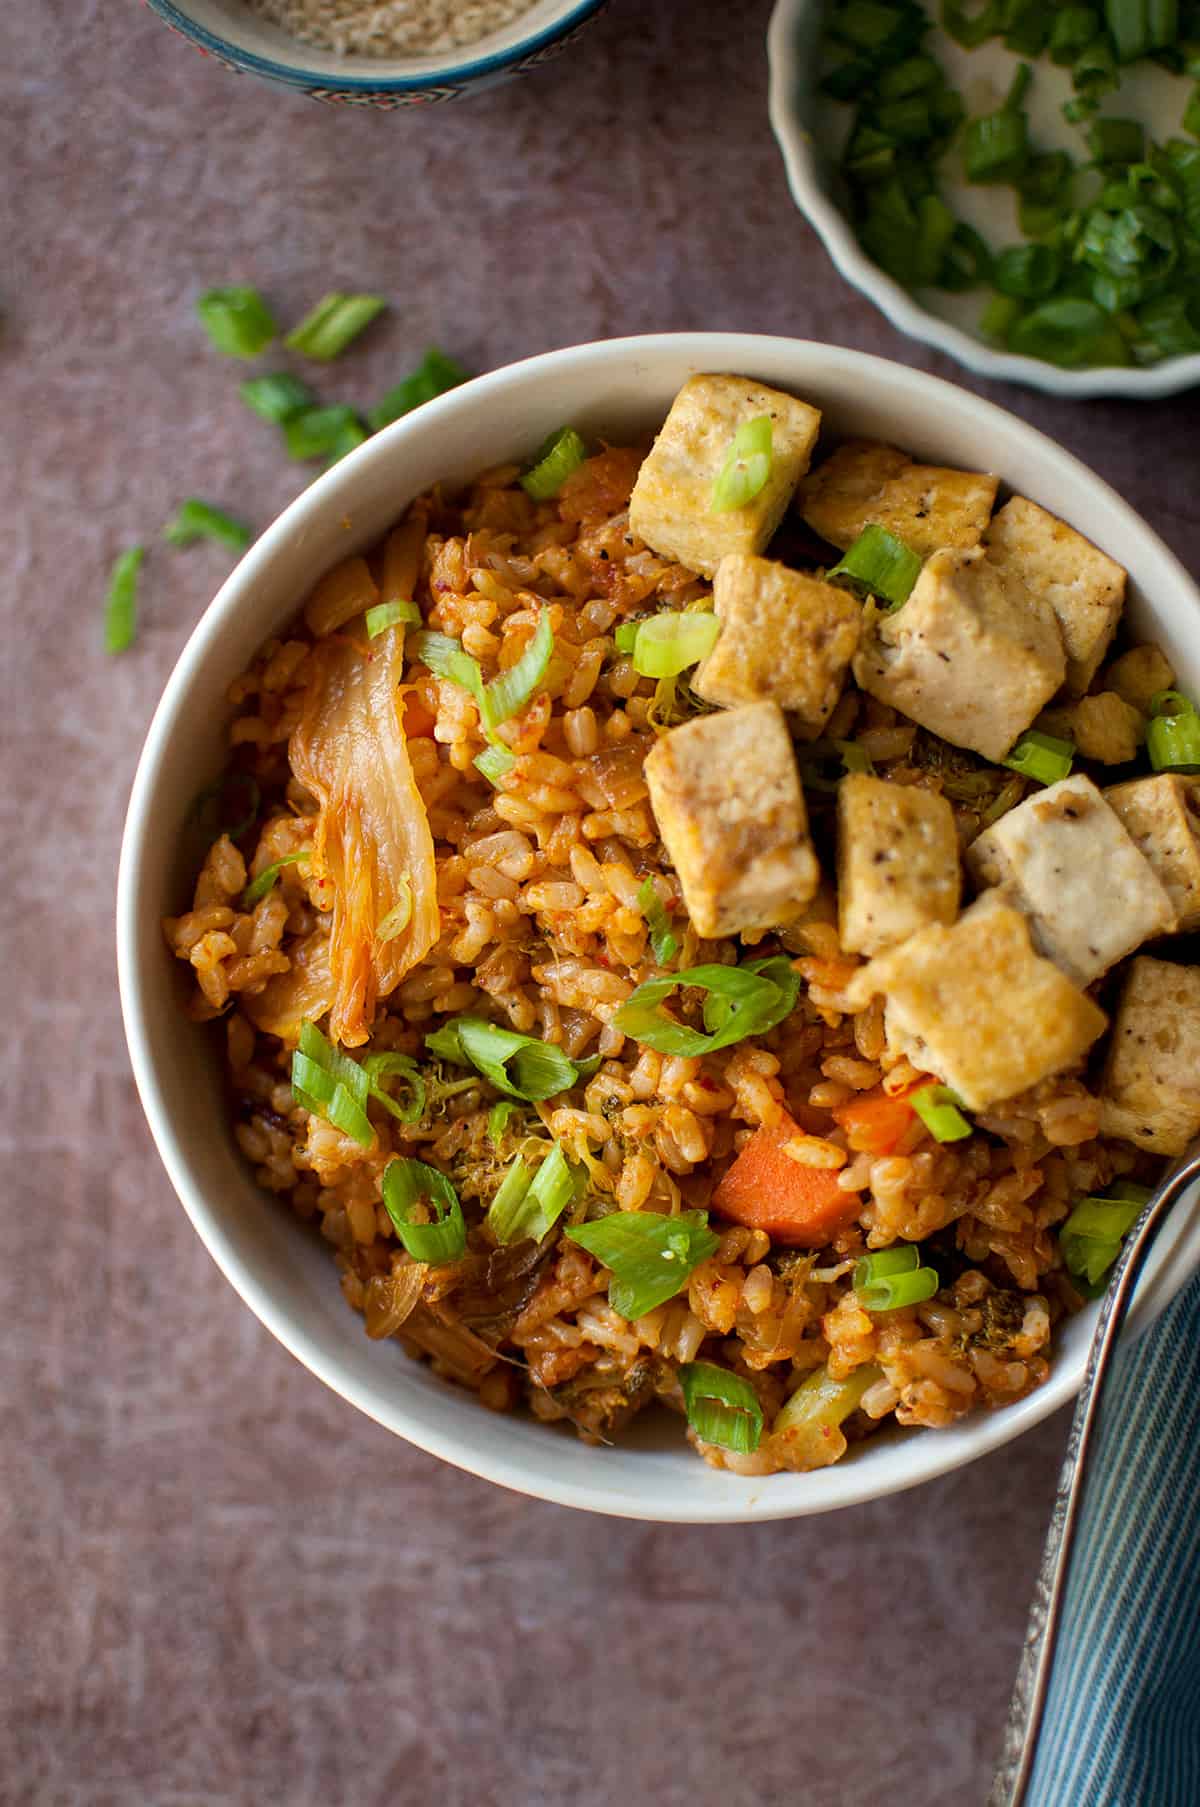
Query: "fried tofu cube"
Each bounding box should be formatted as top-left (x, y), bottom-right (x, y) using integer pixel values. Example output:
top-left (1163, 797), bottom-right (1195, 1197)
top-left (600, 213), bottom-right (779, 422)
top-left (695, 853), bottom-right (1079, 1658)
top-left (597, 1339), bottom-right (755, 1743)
top-left (1070, 691), bottom-right (1144, 764)
top-left (853, 546), bottom-right (1066, 763)
top-left (837, 774), bottom-right (960, 956)
top-left (1103, 643), bottom-right (1175, 714)
top-left (1105, 774), bottom-right (1200, 933)
top-left (691, 554), bottom-right (860, 729)
top-left (629, 375), bottom-right (821, 579)
top-left (846, 898), bottom-right (1107, 1111)
top-left (983, 497), bottom-right (1125, 695)
top-left (1100, 956), bottom-right (1200, 1155)
top-left (797, 439), bottom-right (998, 556)
top-left (967, 774), bottom-right (1175, 987)
top-left (643, 700), bottom-right (819, 938)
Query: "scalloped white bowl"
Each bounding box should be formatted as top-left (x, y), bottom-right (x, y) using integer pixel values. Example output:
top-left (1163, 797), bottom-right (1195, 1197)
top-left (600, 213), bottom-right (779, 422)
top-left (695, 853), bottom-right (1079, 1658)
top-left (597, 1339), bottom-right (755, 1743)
top-left (768, 0), bottom-right (1200, 399)
top-left (118, 333), bottom-right (1200, 1521)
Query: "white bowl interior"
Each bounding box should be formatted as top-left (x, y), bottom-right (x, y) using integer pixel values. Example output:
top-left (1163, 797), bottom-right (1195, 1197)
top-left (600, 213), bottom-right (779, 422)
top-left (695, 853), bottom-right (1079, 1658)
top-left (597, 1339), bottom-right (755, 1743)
top-left (767, 0), bottom-right (1200, 400)
top-left (119, 333), bottom-right (1200, 1521)
top-left (160, 0), bottom-right (596, 79)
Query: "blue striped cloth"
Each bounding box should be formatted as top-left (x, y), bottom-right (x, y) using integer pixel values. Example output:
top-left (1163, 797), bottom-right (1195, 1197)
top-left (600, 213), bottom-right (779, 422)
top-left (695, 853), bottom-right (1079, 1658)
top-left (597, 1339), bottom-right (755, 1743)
top-left (1024, 1272), bottom-right (1200, 1806)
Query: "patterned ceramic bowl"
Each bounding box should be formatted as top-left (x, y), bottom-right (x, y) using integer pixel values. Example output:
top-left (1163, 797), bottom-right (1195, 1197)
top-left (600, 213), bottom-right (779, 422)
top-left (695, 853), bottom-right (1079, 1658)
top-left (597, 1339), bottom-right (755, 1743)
top-left (143, 0), bottom-right (608, 106)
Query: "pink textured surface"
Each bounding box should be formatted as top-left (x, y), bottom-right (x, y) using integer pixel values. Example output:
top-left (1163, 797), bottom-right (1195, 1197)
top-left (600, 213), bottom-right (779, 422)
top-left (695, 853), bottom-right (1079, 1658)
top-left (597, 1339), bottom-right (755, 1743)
top-left (4, 3), bottom-right (1199, 1803)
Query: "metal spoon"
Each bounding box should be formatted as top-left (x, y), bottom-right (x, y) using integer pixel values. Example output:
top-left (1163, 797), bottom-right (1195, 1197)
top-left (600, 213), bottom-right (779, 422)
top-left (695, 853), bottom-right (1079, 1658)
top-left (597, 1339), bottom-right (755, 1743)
top-left (989, 1141), bottom-right (1200, 1807)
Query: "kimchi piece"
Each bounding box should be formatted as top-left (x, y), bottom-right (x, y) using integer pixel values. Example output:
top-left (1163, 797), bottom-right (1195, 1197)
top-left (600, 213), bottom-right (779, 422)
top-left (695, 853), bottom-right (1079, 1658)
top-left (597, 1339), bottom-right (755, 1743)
top-left (290, 628), bottom-right (439, 1046)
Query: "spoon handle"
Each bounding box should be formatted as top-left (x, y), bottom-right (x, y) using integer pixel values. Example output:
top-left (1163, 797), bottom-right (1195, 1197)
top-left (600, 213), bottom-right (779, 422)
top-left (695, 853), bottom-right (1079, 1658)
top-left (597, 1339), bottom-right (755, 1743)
top-left (989, 1144), bottom-right (1200, 1807)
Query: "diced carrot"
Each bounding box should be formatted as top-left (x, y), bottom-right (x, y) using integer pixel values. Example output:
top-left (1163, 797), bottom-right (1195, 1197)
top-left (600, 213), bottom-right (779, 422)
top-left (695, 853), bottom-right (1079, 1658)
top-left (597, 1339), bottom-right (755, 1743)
top-left (831, 1086), bottom-right (917, 1157)
top-left (711, 1113), bottom-right (863, 1247)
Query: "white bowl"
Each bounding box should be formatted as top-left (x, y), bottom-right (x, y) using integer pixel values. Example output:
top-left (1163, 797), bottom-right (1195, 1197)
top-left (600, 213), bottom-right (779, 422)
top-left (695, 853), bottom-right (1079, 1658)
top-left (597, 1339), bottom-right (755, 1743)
top-left (118, 332), bottom-right (1200, 1522)
top-left (768, 0), bottom-right (1200, 400)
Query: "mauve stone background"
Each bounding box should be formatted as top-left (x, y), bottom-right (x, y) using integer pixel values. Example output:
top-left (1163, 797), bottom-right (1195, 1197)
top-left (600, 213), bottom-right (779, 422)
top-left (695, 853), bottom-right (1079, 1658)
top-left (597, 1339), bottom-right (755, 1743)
top-left (3, 2), bottom-right (1198, 1803)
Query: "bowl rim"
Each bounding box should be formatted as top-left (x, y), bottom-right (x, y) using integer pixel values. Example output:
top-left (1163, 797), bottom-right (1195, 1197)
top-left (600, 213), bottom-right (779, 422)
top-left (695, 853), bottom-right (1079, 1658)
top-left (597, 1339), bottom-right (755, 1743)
top-left (117, 330), bottom-right (1200, 1521)
top-left (145, 0), bottom-right (607, 89)
top-left (766, 0), bottom-right (1200, 401)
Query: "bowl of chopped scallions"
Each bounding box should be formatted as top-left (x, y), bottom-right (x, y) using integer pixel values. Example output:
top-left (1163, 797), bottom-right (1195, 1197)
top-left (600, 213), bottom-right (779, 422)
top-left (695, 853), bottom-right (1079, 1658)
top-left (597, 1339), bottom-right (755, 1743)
top-left (768, 0), bottom-right (1200, 395)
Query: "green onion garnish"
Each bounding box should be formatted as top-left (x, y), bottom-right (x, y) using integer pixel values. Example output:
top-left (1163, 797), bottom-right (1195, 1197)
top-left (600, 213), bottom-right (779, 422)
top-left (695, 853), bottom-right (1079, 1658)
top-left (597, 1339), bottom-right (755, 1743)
top-left (425, 1016), bottom-right (586, 1101)
top-left (367, 348), bottom-right (470, 433)
top-left (614, 622), bottom-right (641, 654)
top-left (376, 878), bottom-right (413, 945)
top-left (283, 405), bottom-right (367, 463)
top-left (195, 286), bottom-right (277, 359)
top-left (162, 499), bottom-right (253, 552)
top-left (365, 599), bottom-right (421, 638)
top-left (483, 608), bottom-right (555, 726)
top-left (291, 1020), bottom-right (375, 1148)
top-left (103, 546), bottom-right (144, 655)
top-left (963, 63), bottom-right (1032, 183)
top-left (629, 611), bottom-right (721, 678)
top-left (324, 417), bottom-right (369, 469)
top-left (284, 292), bottom-right (386, 362)
top-left (566, 1210), bottom-right (720, 1321)
top-left (637, 878), bottom-right (679, 966)
top-left (828, 524), bottom-right (922, 610)
top-left (409, 629), bottom-right (486, 712)
top-left (474, 745), bottom-right (517, 786)
top-left (239, 372), bottom-right (317, 424)
top-left (855, 1245), bottom-right (921, 1283)
top-left (854, 1244), bottom-right (940, 1311)
top-left (1146, 690), bottom-right (1200, 771)
top-left (993, 243), bottom-right (1063, 300)
top-left (943, 2), bottom-right (1006, 48)
top-left (1089, 116), bottom-right (1145, 163)
top-left (1060, 1181), bottom-right (1153, 1290)
top-left (1009, 298), bottom-right (1130, 368)
top-left (710, 415), bottom-right (773, 514)
top-left (241, 849), bottom-right (311, 907)
top-left (773, 1362), bottom-right (883, 1438)
top-left (910, 1084), bottom-right (973, 1142)
top-left (361, 1053), bottom-right (426, 1125)
top-left (381, 1157), bottom-right (466, 1264)
top-left (1002, 729), bottom-right (1075, 785)
top-left (678, 1362), bottom-right (764, 1454)
top-left (612, 956), bottom-right (800, 1057)
top-left (486, 1144), bottom-right (581, 1246)
top-left (488, 1100), bottom-right (518, 1146)
top-left (521, 428), bottom-right (588, 501)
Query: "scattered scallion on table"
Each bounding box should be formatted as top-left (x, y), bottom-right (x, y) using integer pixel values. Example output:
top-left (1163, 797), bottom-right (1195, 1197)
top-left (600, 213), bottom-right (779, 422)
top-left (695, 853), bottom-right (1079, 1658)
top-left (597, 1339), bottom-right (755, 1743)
top-left (196, 286), bottom-right (277, 359)
top-left (239, 372), bottom-right (317, 424)
top-left (284, 292), bottom-right (387, 362)
top-left (162, 499), bottom-right (253, 551)
top-left (102, 546), bottom-right (144, 654)
top-left (367, 347), bottom-right (470, 432)
top-left (283, 404), bottom-right (368, 463)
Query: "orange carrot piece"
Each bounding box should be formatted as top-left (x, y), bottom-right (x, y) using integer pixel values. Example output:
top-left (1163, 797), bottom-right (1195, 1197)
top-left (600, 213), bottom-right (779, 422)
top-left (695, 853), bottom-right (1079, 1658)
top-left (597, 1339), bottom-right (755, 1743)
top-left (711, 1113), bottom-right (862, 1247)
top-left (831, 1087), bottom-right (917, 1158)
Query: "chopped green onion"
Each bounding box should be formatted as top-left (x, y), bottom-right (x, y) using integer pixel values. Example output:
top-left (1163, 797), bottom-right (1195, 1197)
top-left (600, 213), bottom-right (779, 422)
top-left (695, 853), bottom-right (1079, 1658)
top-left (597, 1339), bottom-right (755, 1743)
top-left (425, 1016), bottom-right (584, 1101)
top-left (710, 416), bottom-right (773, 514)
top-left (828, 524), bottom-right (922, 609)
top-left (324, 417), bottom-right (369, 468)
top-left (283, 404), bottom-right (367, 463)
top-left (1003, 729), bottom-right (1075, 784)
top-left (488, 1100), bottom-right (518, 1146)
top-left (381, 1158), bottom-right (466, 1263)
top-left (637, 877), bottom-right (679, 966)
top-left (854, 1246), bottom-right (922, 1286)
top-left (376, 878), bottom-right (413, 945)
top-left (566, 1210), bottom-right (720, 1321)
top-left (1089, 116), bottom-right (1146, 163)
top-left (1008, 297), bottom-right (1130, 367)
top-left (614, 621), bottom-right (641, 654)
top-left (484, 1156), bottom-right (534, 1243)
top-left (1050, 8), bottom-right (1101, 63)
top-left (857, 1264), bottom-right (940, 1311)
top-left (284, 292), bottom-right (386, 362)
top-left (521, 427), bottom-right (588, 501)
top-left (678, 1362), bottom-right (764, 1454)
top-left (613, 956), bottom-right (800, 1057)
top-left (981, 294), bottom-right (1026, 341)
top-left (911, 1083), bottom-right (973, 1142)
top-left (365, 599), bottom-right (421, 638)
top-left (241, 849), bottom-right (310, 907)
top-left (487, 1144), bottom-right (580, 1246)
top-left (482, 607), bottom-right (555, 727)
top-left (367, 348), bottom-right (470, 433)
top-left (291, 1021), bottom-right (374, 1148)
top-left (474, 744), bottom-right (517, 785)
top-left (963, 64), bottom-right (1032, 184)
top-left (773, 1362), bottom-right (882, 1437)
top-left (408, 630), bottom-right (486, 712)
top-left (239, 372), bottom-right (316, 424)
top-left (1146, 690), bottom-right (1200, 771)
top-left (195, 286), bottom-right (277, 359)
top-left (103, 546), bottom-right (144, 655)
top-left (629, 611), bottom-right (721, 678)
top-left (1185, 81), bottom-right (1200, 137)
top-left (942, 2), bottom-right (1005, 49)
top-left (361, 1052), bottom-right (426, 1125)
top-left (1061, 1181), bottom-right (1153, 1288)
top-left (993, 244), bottom-right (1062, 299)
top-left (1137, 292), bottom-right (1200, 355)
top-left (163, 499), bottom-right (253, 551)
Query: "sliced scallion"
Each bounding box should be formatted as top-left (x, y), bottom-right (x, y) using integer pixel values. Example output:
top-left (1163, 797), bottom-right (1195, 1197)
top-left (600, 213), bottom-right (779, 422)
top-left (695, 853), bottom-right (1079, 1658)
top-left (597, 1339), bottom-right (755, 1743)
top-left (678, 1362), bottom-right (764, 1454)
top-left (521, 428), bottom-right (588, 501)
top-left (637, 877), bottom-right (679, 966)
top-left (284, 404), bottom-right (367, 463)
top-left (381, 1157), bottom-right (466, 1263)
top-left (291, 1021), bottom-right (374, 1148)
top-left (488, 1100), bottom-right (518, 1146)
top-left (854, 1245), bottom-right (921, 1285)
top-left (1003, 729), bottom-right (1075, 785)
top-left (963, 63), bottom-right (1032, 183)
top-left (710, 415), bottom-right (773, 514)
top-left (163, 499), bottom-right (253, 551)
top-left (856, 1262), bottom-right (940, 1311)
top-left (911, 1084), bottom-right (972, 1143)
top-left (629, 611), bottom-right (721, 678)
top-left (241, 849), bottom-right (310, 907)
top-left (361, 1053), bottom-right (426, 1125)
top-left (240, 372), bottom-right (316, 424)
top-left (483, 608), bottom-right (555, 727)
top-left (324, 417), bottom-right (369, 468)
top-left (425, 1016), bottom-right (585, 1101)
top-left (367, 348), bottom-right (470, 433)
top-left (612, 957), bottom-right (800, 1057)
top-left (566, 1210), bottom-right (720, 1321)
top-left (196, 286), bottom-right (277, 359)
top-left (487, 1144), bottom-right (580, 1246)
top-left (103, 546), bottom-right (144, 655)
top-left (1060, 1181), bottom-right (1153, 1289)
top-left (614, 622), bottom-right (641, 654)
top-left (365, 599), bottom-right (421, 638)
top-left (828, 523), bottom-right (922, 609)
top-left (1146, 690), bottom-right (1200, 771)
top-left (376, 878), bottom-right (413, 945)
top-left (474, 744), bottom-right (517, 785)
top-left (285, 292), bottom-right (386, 362)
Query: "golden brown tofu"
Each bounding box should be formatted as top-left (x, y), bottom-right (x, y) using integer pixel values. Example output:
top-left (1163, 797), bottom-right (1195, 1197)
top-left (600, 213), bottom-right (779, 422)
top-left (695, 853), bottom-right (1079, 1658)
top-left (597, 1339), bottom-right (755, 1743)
top-left (846, 898), bottom-right (1107, 1111)
top-left (1105, 774), bottom-right (1200, 932)
top-left (797, 439), bottom-right (998, 556)
top-left (1070, 691), bottom-right (1144, 764)
top-left (967, 774), bottom-right (1175, 987)
top-left (983, 496), bottom-right (1125, 694)
top-left (629, 375), bottom-right (822, 579)
top-left (837, 774), bottom-right (960, 956)
top-left (1100, 956), bottom-right (1200, 1155)
top-left (692, 554), bottom-right (860, 729)
top-left (853, 546), bottom-right (1066, 763)
top-left (1103, 643), bottom-right (1175, 714)
top-left (643, 700), bottom-right (819, 939)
